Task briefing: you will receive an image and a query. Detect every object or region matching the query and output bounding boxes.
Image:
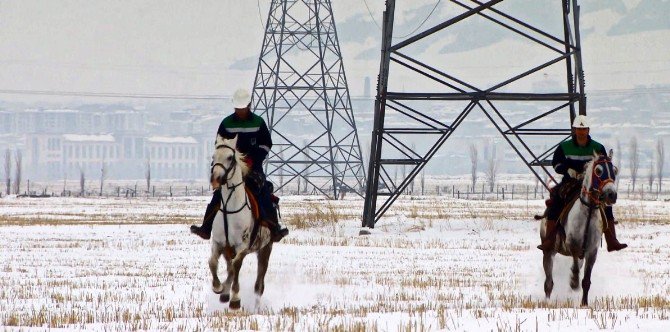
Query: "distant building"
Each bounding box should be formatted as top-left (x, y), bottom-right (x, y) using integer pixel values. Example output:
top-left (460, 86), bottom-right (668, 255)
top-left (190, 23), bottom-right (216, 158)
top-left (146, 136), bottom-right (199, 179)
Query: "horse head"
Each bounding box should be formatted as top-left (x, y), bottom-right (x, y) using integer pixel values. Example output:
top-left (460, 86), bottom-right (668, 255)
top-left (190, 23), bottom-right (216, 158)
top-left (211, 135), bottom-right (248, 186)
top-left (582, 151), bottom-right (618, 205)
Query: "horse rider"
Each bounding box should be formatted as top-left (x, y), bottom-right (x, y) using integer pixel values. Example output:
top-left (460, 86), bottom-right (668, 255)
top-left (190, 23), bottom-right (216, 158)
top-left (190, 88), bottom-right (289, 242)
top-left (537, 114), bottom-right (627, 252)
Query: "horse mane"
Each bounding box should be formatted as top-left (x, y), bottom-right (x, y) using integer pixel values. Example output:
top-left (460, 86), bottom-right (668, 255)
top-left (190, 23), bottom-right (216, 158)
top-left (237, 152), bottom-right (250, 177)
top-left (215, 135), bottom-right (250, 177)
top-left (581, 152), bottom-right (603, 190)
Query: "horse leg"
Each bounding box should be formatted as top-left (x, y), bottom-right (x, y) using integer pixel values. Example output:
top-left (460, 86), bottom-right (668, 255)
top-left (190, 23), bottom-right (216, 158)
top-left (543, 251), bottom-right (554, 299)
top-left (581, 251), bottom-right (598, 306)
top-left (219, 257), bottom-right (233, 303)
top-left (570, 256), bottom-right (581, 290)
top-left (209, 245), bottom-right (224, 294)
top-left (229, 253), bottom-right (247, 310)
top-left (255, 243), bottom-right (273, 297)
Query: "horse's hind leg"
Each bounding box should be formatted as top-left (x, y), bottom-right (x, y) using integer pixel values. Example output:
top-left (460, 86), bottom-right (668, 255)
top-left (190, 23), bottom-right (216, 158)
top-left (543, 252), bottom-right (554, 298)
top-left (581, 251), bottom-right (598, 306)
top-left (229, 253), bottom-right (247, 310)
top-left (255, 243), bottom-right (273, 297)
top-left (570, 256), bottom-right (581, 290)
top-left (209, 245), bottom-right (224, 294)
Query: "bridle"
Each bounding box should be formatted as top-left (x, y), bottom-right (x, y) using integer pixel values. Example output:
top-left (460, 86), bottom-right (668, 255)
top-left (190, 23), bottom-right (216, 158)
top-left (578, 155), bottom-right (617, 256)
top-left (211, 142), bottom-right (251, 246)
top-left (580, 155), bottom-right (617, 207)
top-left (211, 144), bottom-right (238, 186)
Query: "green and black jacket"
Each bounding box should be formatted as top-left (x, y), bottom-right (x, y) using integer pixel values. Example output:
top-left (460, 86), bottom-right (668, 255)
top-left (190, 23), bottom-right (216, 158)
top-left (217, 113), bottom-right (272, 171)
top-left (552, 135), bottom-right (606, 176)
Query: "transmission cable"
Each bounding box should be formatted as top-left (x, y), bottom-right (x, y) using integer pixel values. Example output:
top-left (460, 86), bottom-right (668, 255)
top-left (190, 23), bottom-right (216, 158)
top-left (362, 0), bottom-right (442, 39)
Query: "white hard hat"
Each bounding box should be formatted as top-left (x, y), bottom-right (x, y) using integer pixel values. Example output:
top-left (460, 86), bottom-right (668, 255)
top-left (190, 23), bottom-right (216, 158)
top-left (232, 88), bottom-right (251, 109)
top-left (572, 115), bottom-right (590, 128)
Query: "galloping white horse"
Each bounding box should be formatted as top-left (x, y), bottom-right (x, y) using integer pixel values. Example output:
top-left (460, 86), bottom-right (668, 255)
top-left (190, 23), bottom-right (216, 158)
top-left (540, 151), bottom-right (618, 306)
top-left (208, 134), bottom-right (273, 309)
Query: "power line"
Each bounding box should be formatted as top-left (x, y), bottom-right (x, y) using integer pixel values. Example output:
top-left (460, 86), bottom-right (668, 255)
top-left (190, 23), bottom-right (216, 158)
top-left (0, 86), bottom-right (668, 100)
top-left (394, 0), bottom-right (442, 39)
top-left (361, 0), bottom-right (442, 39)
top-left (0, 89), bottom-right (228, 100)
top-left (362, 0), bottom-right (382, 30)
top-left (257, 0), bottom-right (266, 32)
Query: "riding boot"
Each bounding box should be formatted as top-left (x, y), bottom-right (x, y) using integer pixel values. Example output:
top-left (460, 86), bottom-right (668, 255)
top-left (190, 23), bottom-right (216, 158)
top-left (190, 190), bottom-right (221, 240)
top-left (268, 202), bottom-right (289, 242)
top-left (537, 219), bottom-right (558, 251)
top-left (604, 217), bottom-right (627, 252)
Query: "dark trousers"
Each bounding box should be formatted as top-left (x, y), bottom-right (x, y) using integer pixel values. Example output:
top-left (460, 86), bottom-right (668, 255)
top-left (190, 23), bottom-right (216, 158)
top-left (245, 170), bottom-right (274, 222)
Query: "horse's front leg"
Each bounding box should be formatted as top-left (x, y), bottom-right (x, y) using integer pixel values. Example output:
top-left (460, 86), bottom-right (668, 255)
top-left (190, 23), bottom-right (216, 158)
top-left (570, 256), bottom-right (581, 290)
top-left (219, 258), bottom-right (233, 303)
top-left (543, 251), bottom-right (555, 298)
top-left (255, 243), bottom-right (273, 297)
top-left (229, 252), bottom-right (247, 310)
top-left (209, 245), bottom-right (224, 294)
top-left (581, 251), bottom-right (598, 306)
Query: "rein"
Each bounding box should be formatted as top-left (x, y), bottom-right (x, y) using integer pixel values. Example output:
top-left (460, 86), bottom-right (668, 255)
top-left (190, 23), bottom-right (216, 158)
top-left (212, 143), bottom-right (251, 247)
top-left (577, 156), bottom-right (614, 257)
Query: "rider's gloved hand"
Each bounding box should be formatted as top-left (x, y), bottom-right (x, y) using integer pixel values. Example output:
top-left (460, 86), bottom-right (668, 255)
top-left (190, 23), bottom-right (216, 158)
top-left (567, 168), bottom-right (579, 179)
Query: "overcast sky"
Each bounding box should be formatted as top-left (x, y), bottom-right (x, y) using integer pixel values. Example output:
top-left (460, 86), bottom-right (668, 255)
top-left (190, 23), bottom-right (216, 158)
top-left (0, 0), bottom-right (668, 104)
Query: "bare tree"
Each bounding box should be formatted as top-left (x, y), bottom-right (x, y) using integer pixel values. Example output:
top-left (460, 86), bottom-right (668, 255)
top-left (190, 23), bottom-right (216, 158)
top-left (629, 136), bottom-right (639, 192)
top-left (99, 160), bottom-right (107, 196)
top-left (145, 157), bottom-right (151, 192)
top-left (4, 149), bottom-right (10, 195)
top-left (62, 173), bottom-right (67, 196)
top-left (615, 140), bottom-right (622, 191)
top-left (13, 150), bottom-right (22, 195)
top-left (409, 143), bottom-right (416, 194)
top-left (278, 149), bottom-right (284, 194)
top-left (485, 141), bottom-right (499, 192)
top-left (469, 143), bottom-right (478, 191)
top-left (658, 138), bottom-right (665, 194)
top-left (420, 168), bottom-right (425, 195)
top-left (79, 167), bottom-right (86, 196)
top-left (647, 158), bottom-right (654, 194)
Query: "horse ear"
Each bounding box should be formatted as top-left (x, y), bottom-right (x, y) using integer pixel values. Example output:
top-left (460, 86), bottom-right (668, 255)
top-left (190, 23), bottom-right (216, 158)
top-left (215, 134), bottom-right (224, 145)
top-left (230, 134), bottom-right (238, 147)
top-left (608, 148), bottom-right (614, 160)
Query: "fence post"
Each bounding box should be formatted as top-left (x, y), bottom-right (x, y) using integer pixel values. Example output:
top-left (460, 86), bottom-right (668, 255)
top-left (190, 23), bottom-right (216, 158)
top-left (502, 187), bottom-right (505, 200)
top-left (511, 185), bottom-right (514, 200)
top-left (457, 190), bottom-right (460, 199)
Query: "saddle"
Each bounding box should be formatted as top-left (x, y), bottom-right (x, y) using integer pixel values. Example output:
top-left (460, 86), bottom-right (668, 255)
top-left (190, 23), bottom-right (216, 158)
top-left (554, 190), bottom-right (608, 252)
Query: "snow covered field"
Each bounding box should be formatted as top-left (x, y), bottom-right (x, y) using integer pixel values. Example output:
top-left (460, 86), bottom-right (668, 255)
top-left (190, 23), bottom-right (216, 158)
top-left (1, 195), bottom-right (670, 331)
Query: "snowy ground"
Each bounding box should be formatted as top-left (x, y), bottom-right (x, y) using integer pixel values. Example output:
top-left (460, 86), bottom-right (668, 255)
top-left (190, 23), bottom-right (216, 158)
top-left (1, 195), bottom-right (669, 331)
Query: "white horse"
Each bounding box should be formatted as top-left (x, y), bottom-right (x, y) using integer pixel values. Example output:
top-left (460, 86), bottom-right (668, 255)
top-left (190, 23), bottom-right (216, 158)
top-left (208, 134), bottom-right (273, 309)
top-left (540, 151), bottom-right (618, 306)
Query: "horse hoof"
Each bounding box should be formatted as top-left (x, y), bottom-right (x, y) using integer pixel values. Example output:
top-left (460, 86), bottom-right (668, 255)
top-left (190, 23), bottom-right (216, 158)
top-left (229, 299), bottom-right (241, 309)
top-left (219, 293), bottom-right (230, 303)
top-left (570, 281), bottom-right (579, 290)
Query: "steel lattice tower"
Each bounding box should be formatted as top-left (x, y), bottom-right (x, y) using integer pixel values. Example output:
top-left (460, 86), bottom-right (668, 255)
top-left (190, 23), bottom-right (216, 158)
top-left (252, 0), bottom-right (365, 198)
top-left (364, 0), bottom-right (587, 227)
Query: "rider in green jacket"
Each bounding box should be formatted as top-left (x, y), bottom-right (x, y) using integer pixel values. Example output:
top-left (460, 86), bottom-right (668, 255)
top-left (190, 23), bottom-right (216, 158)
top-left (537, 115), bottom-right (627, 252)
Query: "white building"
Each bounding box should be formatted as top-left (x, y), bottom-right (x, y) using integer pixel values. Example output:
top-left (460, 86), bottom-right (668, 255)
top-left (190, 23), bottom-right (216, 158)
top-left (146, 136), bottom-right (199, 179)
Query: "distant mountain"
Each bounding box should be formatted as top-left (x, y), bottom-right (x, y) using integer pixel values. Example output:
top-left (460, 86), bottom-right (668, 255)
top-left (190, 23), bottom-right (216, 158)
top-left (608, 0), bottom-right (670, 35)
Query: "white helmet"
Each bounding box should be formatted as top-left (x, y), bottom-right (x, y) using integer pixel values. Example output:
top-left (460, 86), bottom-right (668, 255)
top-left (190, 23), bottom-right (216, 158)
top-left (232, 88), bottom-right (252, 109)
top-left (572, 115), bottom-right (590, 128)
